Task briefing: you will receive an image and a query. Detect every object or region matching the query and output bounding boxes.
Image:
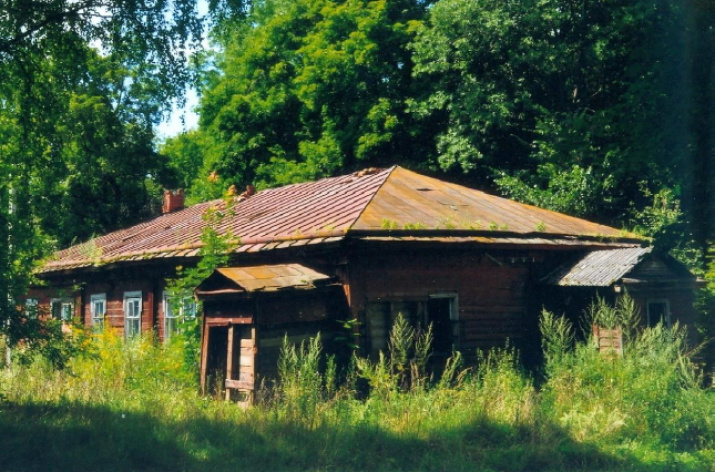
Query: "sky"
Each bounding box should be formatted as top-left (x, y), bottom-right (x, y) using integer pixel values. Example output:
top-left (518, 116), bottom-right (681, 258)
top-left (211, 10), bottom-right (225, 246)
top-left (155, 0), bottom-right (209, 140)
top-left (156, 89), bottom-right (201, 139)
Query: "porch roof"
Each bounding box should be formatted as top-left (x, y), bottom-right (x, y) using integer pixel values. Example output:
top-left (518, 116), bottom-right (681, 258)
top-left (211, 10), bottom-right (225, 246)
top-left (195, 263), bottom-right (332, 297)
top-left (543, 247), bottom-right (652, 287)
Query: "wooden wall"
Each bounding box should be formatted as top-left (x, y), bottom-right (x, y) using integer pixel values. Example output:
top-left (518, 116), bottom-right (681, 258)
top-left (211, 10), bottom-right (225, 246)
top-left (29, 266), bottom-right (178, 341)
top-left (202, 288), bottom-right (347, 397)
top-left (345, 247), bottom-right (532, 356)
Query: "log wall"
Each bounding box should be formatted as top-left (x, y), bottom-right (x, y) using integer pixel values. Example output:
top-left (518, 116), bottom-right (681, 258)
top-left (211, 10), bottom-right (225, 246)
top-left (346, 248), bottom-right (532, 355)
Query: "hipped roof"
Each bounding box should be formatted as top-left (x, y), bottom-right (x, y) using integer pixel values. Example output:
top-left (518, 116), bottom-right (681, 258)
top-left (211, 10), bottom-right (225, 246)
top-left (41, 166), bottom-right (640, 274)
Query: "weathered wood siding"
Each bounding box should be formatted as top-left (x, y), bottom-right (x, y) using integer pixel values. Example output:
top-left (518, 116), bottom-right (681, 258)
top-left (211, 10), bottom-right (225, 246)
top-left (255, 292), bottom-right (340, 383)
top-left (83, 280), bottom-right (156, 334)
top-left (25, 286), bottom-right (81, 320)
top-left (28, 275), bottom-right (173, 339)
top-left (346, 248), bottom-right (531, 355)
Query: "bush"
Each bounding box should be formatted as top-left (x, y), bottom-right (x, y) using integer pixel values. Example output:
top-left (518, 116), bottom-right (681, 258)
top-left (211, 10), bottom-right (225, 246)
top-left (540, 297), bottom-right (714, 450)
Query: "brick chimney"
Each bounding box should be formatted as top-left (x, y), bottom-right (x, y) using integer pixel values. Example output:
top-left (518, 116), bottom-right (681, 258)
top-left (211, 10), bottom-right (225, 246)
top-left (162, 189), bottom-right (185, 214)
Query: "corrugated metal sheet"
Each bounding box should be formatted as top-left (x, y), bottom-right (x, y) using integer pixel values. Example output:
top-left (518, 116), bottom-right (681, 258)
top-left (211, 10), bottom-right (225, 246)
top-left (544, 247), bottom-right (652, 287)
top-left (40, 166), bottom-right (640, 274)
top-left (212, 264), bottom-right (331, 292)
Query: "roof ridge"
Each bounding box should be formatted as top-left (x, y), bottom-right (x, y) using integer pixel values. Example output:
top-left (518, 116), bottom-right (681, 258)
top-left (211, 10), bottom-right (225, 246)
top-left (344, 165), bottom-right (398, 234)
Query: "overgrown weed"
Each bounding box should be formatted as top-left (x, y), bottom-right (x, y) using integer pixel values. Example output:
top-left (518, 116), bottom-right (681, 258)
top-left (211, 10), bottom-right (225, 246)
top-left (0, 298), bottom-right (713, 471)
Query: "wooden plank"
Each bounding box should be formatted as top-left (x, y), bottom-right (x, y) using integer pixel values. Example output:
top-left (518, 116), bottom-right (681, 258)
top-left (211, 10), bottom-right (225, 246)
top-left (225, 379), bottom-right (254, 390)
top-left (199, 318), bottom-right (210, 395)
top-left (238, 370), bottom-right (254, 382)
top-left (225, 325), bottom-right (235, 401)
top-left (239, 351), bottom-right (254, 368)
top-left (207, 316), bottom-right (253, 326)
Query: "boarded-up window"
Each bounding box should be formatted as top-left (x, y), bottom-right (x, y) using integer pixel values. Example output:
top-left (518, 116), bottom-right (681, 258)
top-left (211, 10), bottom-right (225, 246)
top-left (366, 295), bottom-right (458, 359)
top-left (366, 300), bottom-right (423, 359)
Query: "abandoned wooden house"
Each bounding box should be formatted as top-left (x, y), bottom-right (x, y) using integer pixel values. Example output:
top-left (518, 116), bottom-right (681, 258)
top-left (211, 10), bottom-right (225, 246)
top-left (28, 166), bottom-right (702, 397)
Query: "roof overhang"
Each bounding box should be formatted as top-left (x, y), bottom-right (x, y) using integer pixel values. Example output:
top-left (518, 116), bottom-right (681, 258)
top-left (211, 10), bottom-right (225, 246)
top-left (195, 263), bottom-right (333, 300)
top-left (543, 247), bottom-right (653, 287)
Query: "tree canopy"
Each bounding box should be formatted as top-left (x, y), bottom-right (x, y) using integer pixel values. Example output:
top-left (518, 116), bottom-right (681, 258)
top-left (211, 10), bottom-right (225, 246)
top-left (0, 0), bottom-right (246, 341)
top-left (1, 0), bottom-right (711, 344)
top-left (166, 0), bottom-right (434, 199)
top-left (165, 0), bottom-right (710, 257)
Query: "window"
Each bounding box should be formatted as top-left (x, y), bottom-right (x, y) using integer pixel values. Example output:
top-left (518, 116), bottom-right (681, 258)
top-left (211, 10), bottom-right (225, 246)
top-left (90, 294), bottom-right (106, 332)
top-left (647, 299), bottom-right (670, 328)
top-left (366, 294), bottom-right (459, 360)
top-left (123, 291), bottom-right (142, 338)
top-left (163, 291), bottom-right (198, 341)
top-left (427, 293), bottom-right (459, 358)
top-left (51, 298), bottom-right (74, 322)
top-left (24, 298), bottom-right (39, 319)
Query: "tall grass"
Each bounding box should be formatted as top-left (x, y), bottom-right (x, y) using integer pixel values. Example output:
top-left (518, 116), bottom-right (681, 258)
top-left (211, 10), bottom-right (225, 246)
top-left (1, 300), bottom-right (713, 471)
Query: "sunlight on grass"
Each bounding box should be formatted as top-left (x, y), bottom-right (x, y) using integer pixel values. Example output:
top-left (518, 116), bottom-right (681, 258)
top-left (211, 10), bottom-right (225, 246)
top-left (0, 302), bottom-right (713, 471)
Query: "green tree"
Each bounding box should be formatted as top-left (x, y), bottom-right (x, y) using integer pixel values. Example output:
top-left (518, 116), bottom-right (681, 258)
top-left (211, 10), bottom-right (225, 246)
top-left (411, 0), bottom-right (692, 230)
top-left (0, 0), bottom-right (245, 353)
top-left (191, 0), bottom-right (432, 190)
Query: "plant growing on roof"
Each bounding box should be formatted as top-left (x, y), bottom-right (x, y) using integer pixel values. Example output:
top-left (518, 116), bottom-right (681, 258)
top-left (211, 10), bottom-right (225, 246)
top-left (381, 219), bottom-right (399, 230)
top-left (73, 237), bottom-right (103, 265)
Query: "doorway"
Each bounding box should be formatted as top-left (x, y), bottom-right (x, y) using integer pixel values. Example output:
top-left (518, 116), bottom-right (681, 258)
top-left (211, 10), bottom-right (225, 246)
top-left (427, 294), bottom-right (458, 364)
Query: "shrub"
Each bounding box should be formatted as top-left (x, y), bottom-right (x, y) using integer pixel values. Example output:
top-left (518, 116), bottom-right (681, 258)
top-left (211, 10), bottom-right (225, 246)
top-left (541, 298), bottom-right (715, 450)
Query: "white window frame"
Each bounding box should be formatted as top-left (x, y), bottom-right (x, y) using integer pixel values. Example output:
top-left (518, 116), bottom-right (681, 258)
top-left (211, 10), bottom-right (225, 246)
top-left (123, 291), bottom-right (142, 338)
top-left (646, 298), bottom-right (671, 328)
top-left (163, 291), bottom-right (198, 341)
top-left (25, 298), bottom-right (39, 319)
top-left (51, 298), bottom-right (74, 322)
top-left (90, 293), bottom-right (106, 332)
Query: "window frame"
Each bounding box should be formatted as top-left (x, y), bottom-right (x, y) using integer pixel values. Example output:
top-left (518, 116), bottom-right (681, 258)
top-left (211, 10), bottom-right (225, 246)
top-left (50, 298), bottom-right (74, 322)
top-left (163, 291), bottom-right (198, 341)
top-left (428, 292), bottom-right (460, 343)
top-left (646, 298), bottom-right (671, 328)
top-left (123, 291), bottom-right (142, 339)
top-left (366, 293), bottom-right (460, 358)
top-left (90, 293), bottom-right (107, 332)
top-left (24, 298), bottom-right (39, 319)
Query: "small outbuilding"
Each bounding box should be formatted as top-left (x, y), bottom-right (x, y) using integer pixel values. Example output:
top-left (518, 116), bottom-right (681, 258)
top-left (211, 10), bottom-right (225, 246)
top-left (540, 246), bottom-right (702, 346)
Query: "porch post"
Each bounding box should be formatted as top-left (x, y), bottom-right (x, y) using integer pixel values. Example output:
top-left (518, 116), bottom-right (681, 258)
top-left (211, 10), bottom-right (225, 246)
top-left (225, 324), bottom-right (235, 400)
top-left (200, 317), bottom-right (210, 395)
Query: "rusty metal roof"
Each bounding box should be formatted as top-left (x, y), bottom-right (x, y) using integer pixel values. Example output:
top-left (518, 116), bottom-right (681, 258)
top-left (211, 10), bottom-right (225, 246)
top-left (40, 166), bottom-right (641, 274)
top-left (197, 264), bottom-right (331, 294)
top-left (544, 247), bottom-right (652, 287)
top-left (353, 167), bottom-right (630, 237)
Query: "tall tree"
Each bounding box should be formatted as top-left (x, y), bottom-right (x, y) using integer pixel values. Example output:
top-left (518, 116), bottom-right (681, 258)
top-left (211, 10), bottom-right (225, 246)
top-left (183, 0), bottom-right (432, 191)
top-left (0, 0), bottom-right (245, 345)
top-left (410, 0), bottom-right (695, 233)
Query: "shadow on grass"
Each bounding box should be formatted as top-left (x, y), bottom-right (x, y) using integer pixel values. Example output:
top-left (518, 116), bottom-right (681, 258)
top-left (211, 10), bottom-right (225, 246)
top-left (0, 400), bottom-right (705, 472)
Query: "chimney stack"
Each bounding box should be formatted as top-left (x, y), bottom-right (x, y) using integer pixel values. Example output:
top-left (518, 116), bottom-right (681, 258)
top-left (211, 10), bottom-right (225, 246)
top-left (162, 189), bottom-right (185, 214)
